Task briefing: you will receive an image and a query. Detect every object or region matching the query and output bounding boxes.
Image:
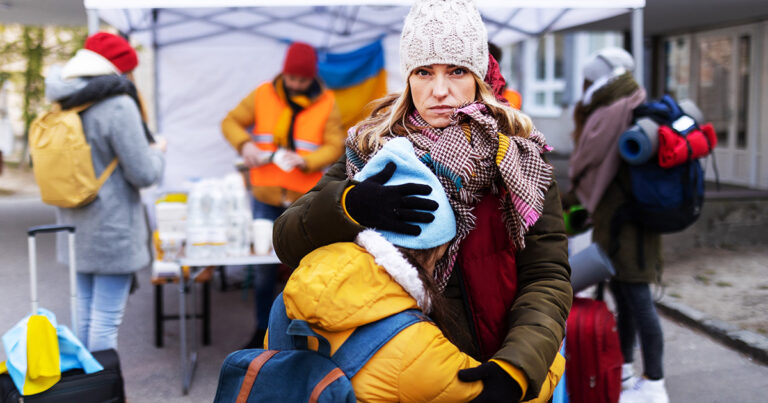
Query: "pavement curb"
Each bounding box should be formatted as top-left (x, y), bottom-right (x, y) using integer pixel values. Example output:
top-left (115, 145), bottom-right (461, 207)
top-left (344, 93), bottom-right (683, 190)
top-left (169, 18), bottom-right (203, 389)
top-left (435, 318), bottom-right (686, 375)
top-left (656, 298), bottom-right (768, 365)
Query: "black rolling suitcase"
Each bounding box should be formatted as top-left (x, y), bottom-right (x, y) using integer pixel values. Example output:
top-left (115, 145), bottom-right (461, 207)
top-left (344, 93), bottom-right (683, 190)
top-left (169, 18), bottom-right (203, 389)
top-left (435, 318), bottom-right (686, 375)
top-left (0, 225), bottom-right (125, 403)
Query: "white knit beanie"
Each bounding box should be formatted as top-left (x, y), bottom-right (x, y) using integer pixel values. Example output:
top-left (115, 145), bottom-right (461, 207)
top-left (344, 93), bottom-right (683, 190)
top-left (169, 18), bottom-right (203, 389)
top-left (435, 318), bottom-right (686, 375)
top-left (400, 0), bottom-right (488, 80)
top-left (582, 47), bottom-right (635, 83)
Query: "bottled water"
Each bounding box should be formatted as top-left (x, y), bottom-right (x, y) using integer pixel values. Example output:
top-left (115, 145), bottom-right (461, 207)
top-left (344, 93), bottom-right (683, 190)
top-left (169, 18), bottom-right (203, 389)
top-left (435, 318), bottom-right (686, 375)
top-left (207, 181), bottom-right (228, 259)
top-left (185, 180), bottom-right (208, 259)
top-left (224, 174), bottom-right (251, 257)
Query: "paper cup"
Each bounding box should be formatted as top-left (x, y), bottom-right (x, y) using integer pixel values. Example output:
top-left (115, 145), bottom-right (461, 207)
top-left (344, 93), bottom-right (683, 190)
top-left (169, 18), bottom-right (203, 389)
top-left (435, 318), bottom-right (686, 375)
top-left (252, 219), bottom-right (273, 255)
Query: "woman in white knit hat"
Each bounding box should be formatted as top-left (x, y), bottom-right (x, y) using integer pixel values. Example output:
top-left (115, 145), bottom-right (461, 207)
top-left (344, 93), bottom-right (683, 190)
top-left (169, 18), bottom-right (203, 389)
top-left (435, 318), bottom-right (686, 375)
top-left (274, 1), bottom-right (571, 401)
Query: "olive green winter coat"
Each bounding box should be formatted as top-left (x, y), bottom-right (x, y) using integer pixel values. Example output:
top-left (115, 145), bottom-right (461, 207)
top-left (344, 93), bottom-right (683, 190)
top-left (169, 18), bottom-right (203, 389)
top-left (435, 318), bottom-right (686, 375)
top-left (272, 155), bottom-right (572, 401)
top-left (591, 164), bottom-right (663, 284)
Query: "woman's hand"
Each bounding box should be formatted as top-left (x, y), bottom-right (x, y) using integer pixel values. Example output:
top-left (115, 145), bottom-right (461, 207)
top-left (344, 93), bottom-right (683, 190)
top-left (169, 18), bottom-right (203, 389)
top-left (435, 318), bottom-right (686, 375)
top-left (458, 361), bottom-right (523, 403)
top-left (345, 162), bottom-right (438, 235)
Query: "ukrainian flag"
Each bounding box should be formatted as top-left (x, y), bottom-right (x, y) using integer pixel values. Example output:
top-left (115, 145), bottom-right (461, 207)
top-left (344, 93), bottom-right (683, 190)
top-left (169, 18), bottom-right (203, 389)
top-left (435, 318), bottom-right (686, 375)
top-left (318, 40), bottom-right (387, 131)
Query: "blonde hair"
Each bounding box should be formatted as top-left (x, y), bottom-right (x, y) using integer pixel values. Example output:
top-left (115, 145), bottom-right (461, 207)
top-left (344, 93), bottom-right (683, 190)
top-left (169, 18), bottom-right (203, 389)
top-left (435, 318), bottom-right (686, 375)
top-left (354, 73), bottom-right (534, 154)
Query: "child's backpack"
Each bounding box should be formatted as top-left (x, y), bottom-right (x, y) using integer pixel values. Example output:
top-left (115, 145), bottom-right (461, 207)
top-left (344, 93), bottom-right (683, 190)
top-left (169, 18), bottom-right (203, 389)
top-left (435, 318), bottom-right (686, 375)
top-left (28, 103), bottom-right (118, 208)
top-left (213, 293), bottom-right (426, 402)
top-left (613, 95), bottom-right (715, 237)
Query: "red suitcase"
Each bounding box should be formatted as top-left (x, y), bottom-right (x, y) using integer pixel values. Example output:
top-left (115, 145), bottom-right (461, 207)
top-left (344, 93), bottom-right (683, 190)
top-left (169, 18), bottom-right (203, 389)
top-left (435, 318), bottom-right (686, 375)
top-left (565, 296), bottom-right (623, 403)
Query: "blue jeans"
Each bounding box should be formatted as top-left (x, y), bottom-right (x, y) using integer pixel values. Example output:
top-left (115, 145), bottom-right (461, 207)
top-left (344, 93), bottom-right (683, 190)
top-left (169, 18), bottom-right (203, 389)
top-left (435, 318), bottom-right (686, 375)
top-left (609, 280), bottom-right (664, 380)
top-left (76, 273), bottom-right (133, 351)
top-left (251, 198), bottom-right (285, 331)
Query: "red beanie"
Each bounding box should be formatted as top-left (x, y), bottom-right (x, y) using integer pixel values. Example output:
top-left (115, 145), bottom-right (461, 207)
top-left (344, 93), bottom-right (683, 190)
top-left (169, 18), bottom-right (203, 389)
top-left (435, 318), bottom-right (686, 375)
top-left (84, 32), bottom-right (138, 73)
top-left (282, 42), bottom-right (317, 78)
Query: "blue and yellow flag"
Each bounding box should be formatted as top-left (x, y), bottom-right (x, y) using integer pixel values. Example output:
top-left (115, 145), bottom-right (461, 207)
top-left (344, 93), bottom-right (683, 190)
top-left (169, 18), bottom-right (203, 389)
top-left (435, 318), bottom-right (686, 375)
top-left (0, 309), bottom-right (103, 395)
top-left (319, 40), bottom-right (387, 131)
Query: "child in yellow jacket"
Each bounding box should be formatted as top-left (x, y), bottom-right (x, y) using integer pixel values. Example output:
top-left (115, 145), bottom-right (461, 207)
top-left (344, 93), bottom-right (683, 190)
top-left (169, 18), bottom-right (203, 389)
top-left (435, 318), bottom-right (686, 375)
top-left (270, 138), bottom-right (564, 402)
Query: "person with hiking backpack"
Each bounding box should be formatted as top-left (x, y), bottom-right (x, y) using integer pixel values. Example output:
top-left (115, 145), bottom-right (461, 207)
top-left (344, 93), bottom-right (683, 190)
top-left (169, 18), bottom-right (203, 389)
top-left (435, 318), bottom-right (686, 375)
top-left (565, 47), bottom-right (669, 403)
top-left (217, 137), bottom-right (565, 402)
top-left (39, 32), bottom-right (165, 352)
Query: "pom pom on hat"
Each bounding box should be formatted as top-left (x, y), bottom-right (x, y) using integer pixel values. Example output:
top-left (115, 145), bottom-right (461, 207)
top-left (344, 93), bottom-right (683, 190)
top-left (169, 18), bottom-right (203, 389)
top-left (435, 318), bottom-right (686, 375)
top-left (354, 138), bottom-right (456, 250)
top-left (84, 32), bottom-right (138, 74)
top-left (282, 42), bottom-right (318, 78)
top-left (400, 0), bottom-right (489, 79)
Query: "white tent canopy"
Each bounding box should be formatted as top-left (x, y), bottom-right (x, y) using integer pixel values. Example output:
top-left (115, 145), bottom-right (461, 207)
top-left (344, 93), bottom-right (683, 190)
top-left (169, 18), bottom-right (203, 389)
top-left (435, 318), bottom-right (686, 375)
top-left (84, 0), bottom-right (644, 190)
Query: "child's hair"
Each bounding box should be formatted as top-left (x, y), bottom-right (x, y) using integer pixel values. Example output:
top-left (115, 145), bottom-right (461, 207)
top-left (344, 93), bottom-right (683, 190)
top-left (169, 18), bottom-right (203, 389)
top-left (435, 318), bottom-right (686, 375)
top-left (396, 246), bottom-right (467, 347)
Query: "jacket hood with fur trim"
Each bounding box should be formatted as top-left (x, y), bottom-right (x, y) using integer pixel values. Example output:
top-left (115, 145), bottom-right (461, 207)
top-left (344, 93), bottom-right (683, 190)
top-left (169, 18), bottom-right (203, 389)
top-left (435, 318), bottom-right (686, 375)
top-left (282, 229), bottom-right (430, 332)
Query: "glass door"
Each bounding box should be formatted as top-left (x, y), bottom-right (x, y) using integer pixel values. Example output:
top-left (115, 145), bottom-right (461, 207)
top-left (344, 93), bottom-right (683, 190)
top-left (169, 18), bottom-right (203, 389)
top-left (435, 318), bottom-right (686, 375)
top-left (692, 25), bottom-right (758, 186)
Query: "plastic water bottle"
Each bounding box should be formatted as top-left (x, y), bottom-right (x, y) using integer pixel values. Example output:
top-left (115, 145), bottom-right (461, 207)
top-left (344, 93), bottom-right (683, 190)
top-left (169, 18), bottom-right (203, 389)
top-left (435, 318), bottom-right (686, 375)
top-left (207, 181), bottom-right (228, 259)
top-left (223, 174), bottom-right (248, 257)
top-left (185, 181), bottom-right (207, 259)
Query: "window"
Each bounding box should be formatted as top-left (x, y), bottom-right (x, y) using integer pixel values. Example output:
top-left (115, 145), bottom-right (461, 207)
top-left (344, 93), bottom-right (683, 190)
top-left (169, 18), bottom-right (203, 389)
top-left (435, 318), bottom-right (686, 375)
top-left (505, 42), bottom-right (524, 94)
top-left (524, 34), bottom-right (566, 116)
top-left (698, 35), bottom-right (733, 145)
top-left (737, 34), bottom-right (750, 149)
top-left (664, 36), bottom-right (691, 100)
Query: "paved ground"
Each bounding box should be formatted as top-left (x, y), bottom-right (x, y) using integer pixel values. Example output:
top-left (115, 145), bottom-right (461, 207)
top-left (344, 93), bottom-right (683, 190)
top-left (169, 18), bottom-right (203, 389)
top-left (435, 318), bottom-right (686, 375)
top-left (0, 196), bottom-right (254, 402)
top-left (662, 245), bottom-right (768, 337)
top-left (2, 197), bottom-right (768, 402)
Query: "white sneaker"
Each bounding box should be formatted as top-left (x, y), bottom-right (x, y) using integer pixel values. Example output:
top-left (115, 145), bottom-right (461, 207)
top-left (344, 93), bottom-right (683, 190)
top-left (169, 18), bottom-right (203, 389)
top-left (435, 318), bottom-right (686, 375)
top-left (620, 378), bottom-right (669, 403)
top-left (621, 363), bottom-right (639, 390)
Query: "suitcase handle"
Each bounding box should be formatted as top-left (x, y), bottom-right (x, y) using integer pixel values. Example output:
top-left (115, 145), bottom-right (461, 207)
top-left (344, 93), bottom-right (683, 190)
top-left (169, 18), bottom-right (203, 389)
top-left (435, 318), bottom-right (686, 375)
top-left (28, 225), bottom-right (77, 332)
top-left (28, 224), bottom-right (76, 236)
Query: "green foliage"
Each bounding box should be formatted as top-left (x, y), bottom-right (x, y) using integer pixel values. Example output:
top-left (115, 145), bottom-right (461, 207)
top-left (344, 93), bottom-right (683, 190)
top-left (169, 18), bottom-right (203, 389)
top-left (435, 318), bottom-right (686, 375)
top-left (0, 24), bottom-right (89, 161)
top-left (22, 26), bottom-right (45, 134)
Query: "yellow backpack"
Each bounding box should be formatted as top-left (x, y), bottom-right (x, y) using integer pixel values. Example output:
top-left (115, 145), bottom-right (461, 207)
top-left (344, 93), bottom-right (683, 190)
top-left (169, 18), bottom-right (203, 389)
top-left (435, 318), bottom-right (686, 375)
top-left (28, 103), bottom-right (118, 208)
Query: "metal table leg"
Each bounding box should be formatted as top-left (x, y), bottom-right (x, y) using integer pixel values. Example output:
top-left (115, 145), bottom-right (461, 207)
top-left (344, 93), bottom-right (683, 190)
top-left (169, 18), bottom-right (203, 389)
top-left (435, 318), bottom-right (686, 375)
top-left (179, 268), bottom-right (199, 395)
top-left (155, 284), bottom-right (163, 347)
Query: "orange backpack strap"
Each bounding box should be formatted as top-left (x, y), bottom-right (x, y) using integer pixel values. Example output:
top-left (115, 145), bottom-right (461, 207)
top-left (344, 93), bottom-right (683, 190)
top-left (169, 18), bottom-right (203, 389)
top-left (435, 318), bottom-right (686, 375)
top-left (96, 159), bottom-right (119, 188)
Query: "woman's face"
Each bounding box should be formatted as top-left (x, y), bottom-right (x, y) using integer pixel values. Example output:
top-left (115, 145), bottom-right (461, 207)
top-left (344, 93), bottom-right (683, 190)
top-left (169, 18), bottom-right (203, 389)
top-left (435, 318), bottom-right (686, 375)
top-left (409, 64), bottom-right (476, 128)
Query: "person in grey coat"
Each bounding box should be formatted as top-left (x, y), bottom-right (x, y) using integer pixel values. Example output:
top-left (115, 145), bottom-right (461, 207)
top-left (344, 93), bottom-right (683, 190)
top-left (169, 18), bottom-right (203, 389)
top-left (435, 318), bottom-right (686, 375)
top-left (43, 32), bottom-right (165, 352)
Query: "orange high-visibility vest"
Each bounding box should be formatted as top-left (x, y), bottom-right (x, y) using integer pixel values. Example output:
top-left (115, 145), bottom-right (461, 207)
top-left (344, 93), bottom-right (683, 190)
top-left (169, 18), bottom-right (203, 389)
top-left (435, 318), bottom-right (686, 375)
top-left (249, 82), bottom-right (335, 194)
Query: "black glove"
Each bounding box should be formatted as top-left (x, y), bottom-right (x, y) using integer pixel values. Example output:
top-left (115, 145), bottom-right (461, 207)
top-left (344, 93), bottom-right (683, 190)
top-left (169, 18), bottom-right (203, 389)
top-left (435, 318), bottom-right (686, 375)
top-left (458, 362), bottom-right (524, 403)
top-left (344, 161), bottom-right (438, 236)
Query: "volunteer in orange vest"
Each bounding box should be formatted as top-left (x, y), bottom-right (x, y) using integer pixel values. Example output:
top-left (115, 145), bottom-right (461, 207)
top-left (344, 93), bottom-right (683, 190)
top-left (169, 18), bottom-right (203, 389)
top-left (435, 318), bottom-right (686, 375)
top-left (221, 42), bottom-right (344, 349)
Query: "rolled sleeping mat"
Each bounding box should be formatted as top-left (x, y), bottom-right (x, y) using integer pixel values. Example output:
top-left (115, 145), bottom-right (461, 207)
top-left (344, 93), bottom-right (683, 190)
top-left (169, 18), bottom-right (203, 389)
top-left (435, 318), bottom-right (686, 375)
top-left (678, 99), bottom-right (704, 123)
top-left (569, 243), bottom-right (616, 294)
top-left (618, 117), bottom-right (659, 165)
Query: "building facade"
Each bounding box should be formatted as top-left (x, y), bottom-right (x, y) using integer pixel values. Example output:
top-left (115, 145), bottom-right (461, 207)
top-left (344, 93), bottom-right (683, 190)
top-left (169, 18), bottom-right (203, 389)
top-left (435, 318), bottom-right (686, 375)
top-left (505, 18), bottom-right (768, 190)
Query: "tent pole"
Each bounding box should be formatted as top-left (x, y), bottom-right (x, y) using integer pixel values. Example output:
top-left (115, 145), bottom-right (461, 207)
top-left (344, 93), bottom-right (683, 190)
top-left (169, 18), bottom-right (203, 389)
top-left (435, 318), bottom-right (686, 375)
top-left (631, 7), bottom-right (644, 88)
top-left (87, 9), bottom-right (100, 35)
top-left (152, 9), bottom-right (161, 134)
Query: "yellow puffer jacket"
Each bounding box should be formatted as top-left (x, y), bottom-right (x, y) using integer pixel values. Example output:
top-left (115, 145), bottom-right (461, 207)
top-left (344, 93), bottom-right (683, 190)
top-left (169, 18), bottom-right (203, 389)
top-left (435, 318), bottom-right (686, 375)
top-left (276, 230), bottom-right (564, 402)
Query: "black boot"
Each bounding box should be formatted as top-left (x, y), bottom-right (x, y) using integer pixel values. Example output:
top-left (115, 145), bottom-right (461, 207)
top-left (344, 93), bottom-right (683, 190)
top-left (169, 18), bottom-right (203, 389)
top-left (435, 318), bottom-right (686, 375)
top-left (242, 328), bottom-right (267, 350)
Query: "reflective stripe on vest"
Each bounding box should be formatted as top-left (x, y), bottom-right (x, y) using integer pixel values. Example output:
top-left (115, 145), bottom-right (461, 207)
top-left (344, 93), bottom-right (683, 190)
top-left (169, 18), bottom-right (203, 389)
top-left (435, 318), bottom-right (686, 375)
top-left (249, 82), bottom-right (334, 194)
top-left (294, 139), bottom-right (320, 152)
top-left (252, 134), bottom-right (274, 144)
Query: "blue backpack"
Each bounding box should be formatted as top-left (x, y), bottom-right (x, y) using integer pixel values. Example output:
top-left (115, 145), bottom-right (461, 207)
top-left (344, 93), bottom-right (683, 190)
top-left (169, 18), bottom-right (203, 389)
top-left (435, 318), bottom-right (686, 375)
top-left (611, 96), bottom-right (707, 266)
top-left (213, 293), bottom-right (426, 403)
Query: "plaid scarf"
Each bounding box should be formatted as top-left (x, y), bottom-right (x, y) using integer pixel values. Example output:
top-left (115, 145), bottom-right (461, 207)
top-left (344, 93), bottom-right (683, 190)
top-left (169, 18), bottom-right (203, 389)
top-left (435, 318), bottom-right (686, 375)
top-left (346, 103), bottom-right (553, 289)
